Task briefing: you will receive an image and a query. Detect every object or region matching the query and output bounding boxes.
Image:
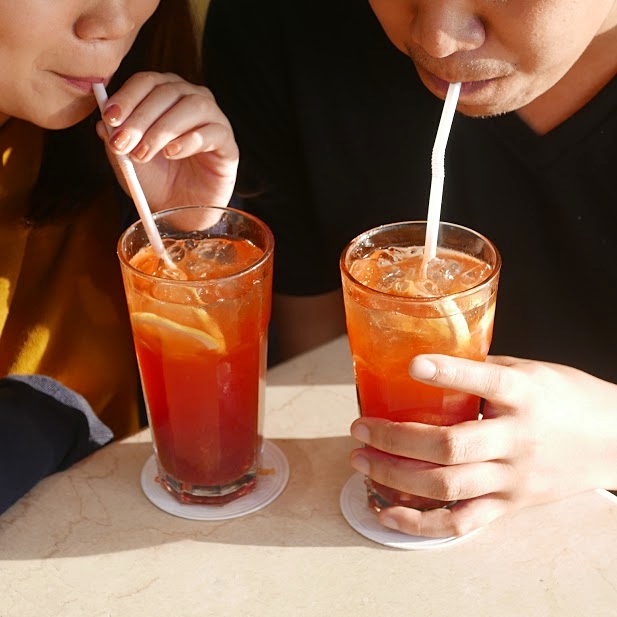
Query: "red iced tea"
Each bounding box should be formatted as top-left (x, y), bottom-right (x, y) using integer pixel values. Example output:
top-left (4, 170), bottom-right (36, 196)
top-left (341, 222), bottom-right (500, 511)
top-left (119, 207), bottom-right (273, 505)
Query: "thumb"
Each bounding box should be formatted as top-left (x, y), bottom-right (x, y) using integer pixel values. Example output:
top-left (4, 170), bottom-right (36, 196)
top-left (408, 354), bottom-right (522, 410)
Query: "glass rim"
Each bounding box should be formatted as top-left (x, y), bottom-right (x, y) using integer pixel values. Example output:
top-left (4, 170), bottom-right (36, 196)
top-left (117, 205), bottom-right (275, 285)
top-left (340, 220), bottom-right (502, 304)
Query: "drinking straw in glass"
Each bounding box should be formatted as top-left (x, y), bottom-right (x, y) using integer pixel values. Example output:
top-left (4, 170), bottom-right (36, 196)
top-left (92, 82), bottom-right (174, 269)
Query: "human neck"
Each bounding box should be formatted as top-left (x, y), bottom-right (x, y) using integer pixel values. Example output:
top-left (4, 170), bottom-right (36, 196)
top-left (517, 27), bottom-right (617, 135)
top-left (0, 114), bottom-right (10, 129)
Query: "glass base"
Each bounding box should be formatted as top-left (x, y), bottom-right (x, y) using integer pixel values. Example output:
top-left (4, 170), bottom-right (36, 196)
top-left (340, 473), bottom-right (478, 549)
top-left (366, 478), bottom-right (455, 512)
top-left (140, 442), bottom-right (289, 521)
top-left (157, 468), bottom-right (257, 506)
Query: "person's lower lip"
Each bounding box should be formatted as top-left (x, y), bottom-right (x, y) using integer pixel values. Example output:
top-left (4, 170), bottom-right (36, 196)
top-left (59, 75), bottom-right (105, 93)
top-left (424, 71), bottom-right (496, 97)
top-left (460, 79), bottom-right (495, 95)
top-left (64, 78), bottom-right (97, 93)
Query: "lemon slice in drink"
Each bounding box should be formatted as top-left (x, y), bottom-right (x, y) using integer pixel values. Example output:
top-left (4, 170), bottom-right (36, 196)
top-left (132, 311), bottom-right (225, 353)
top-left (397, 279), bottom-right (471, 350)
top-left (439, 298), bottom-right (471, 351)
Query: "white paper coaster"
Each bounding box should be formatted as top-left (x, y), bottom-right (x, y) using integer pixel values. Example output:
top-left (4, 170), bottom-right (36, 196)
top-left (598, 488), bottom-right (617, 505)
top-left (141, 440), bottom-right (289, 520)
top-left (340, 473), bottom-right (479, 550)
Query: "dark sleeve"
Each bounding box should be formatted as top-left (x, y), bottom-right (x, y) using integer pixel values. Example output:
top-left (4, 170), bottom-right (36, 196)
top-left (0, 375), bottom-right (113, 515)
top-left (203, 0), bottom-right (339, 295)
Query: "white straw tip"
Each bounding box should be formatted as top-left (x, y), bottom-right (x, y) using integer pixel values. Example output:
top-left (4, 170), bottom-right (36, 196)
top-left (92, 82), bottom-right (108, 110)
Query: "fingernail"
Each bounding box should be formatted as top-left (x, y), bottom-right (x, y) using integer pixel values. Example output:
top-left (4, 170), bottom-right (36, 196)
top-left (110, 129), bottom-right (131, 152)
top-left (164, 142), bottom-right (182, 157)
top-left (103, 104), bottom-right (121, 125)
top-left (350, 453), bottom-right (370, 476)
top-left (409, 357), bottom-right (437, 380)
top-left (381, 516), bottom-right (399, 531)
top-left (350, 422), bottom-right (370, 444)
top-left (132, 143), bottom-right (150, 160)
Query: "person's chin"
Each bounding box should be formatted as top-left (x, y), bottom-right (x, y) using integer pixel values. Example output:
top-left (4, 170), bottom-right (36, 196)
top-left (37, 102), bottom-right (97, 131)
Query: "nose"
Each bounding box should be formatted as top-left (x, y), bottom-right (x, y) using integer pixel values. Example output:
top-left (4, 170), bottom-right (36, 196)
top-left (410, 1), bottom-right (485, 58)
top-left (74, 1), bottom-right (137, 41)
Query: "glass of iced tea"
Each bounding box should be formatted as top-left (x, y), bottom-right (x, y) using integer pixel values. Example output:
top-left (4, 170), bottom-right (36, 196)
top-left (118, 205), bottom-right (274, 505)
top-left (340, 221), bottom-right (501, 512)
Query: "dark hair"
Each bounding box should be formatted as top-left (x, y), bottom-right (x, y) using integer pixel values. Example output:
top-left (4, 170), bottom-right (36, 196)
top-left (26, 0), bottom-right (201, 225)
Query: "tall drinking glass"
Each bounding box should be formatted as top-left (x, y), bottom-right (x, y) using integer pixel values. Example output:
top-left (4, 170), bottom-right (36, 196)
top-left (340, 221), bottom-right (501, 511)
top-left (118, 205), bottom-right (274, 505)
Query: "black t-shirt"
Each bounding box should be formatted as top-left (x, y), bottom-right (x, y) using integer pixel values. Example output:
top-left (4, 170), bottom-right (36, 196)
top-left (204, 0), bottom-right (617, 383)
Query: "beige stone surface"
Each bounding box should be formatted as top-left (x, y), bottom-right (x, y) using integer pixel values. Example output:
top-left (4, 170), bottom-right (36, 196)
top-left (1, 337), bottom-right (617, 616)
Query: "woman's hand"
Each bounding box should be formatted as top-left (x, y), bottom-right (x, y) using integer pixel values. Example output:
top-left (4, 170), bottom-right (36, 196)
top-left (96, 71), bottom-right (238, 211)
top-left (350, 354), bottom-right (617, 538)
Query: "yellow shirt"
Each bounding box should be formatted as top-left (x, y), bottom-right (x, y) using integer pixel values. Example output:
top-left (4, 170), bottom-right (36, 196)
top-left (0, 119), bottom-right (140, 439)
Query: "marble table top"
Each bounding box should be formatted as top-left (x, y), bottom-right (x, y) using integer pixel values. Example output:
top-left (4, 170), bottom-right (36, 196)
top-left (2, 336), bottom-right (616, 617)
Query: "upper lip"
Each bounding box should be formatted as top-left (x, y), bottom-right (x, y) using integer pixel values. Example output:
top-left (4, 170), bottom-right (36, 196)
top-left (405, 46), bottom-right (512, 84)
top-left (421, 67), bottom-right (502, 85)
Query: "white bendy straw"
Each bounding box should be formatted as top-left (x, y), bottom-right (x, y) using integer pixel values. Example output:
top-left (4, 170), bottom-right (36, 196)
top-left (92, 83), bottom-right (174, 269)
top-left (421, 82), bottom-right (461, 277)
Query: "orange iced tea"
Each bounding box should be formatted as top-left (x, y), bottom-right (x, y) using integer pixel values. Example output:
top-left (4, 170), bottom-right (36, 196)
top-left (340, 221), bottom-right (500, 511)
top-left (118, 206), bottom-right (273, 505)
